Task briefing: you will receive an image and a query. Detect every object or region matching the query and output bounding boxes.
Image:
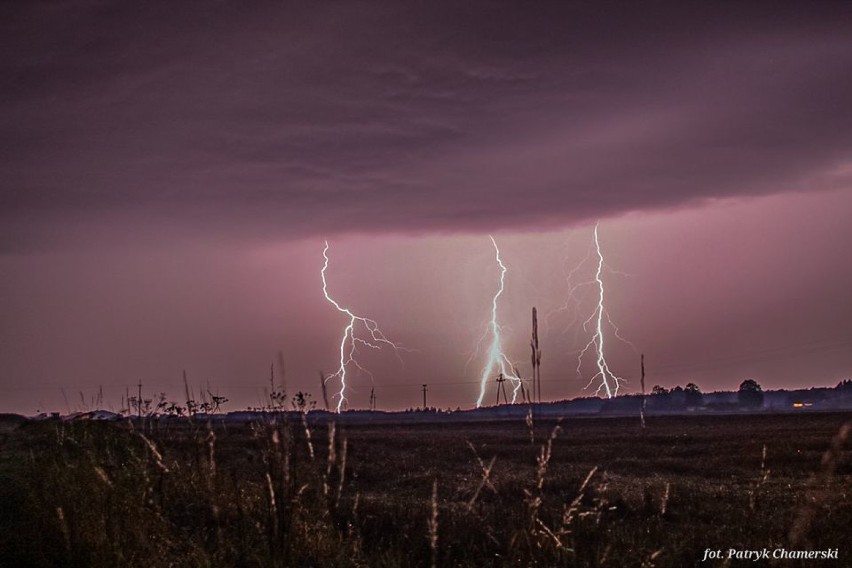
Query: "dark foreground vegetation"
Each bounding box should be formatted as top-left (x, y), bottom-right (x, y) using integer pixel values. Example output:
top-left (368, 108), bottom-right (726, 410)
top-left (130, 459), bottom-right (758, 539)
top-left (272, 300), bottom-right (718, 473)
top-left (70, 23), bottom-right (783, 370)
top-left (1, 411), bottom-right (850, 567)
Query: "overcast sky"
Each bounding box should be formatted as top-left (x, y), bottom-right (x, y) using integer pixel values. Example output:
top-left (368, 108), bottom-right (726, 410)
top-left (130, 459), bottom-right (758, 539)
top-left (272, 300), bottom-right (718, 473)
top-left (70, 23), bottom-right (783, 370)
top-left (2, 1), bottom-right (851, 413)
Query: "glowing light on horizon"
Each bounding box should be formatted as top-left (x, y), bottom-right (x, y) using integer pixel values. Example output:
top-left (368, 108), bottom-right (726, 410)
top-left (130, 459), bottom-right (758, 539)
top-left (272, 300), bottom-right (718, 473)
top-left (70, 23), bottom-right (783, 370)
top-left (321, 241), bottom-right (404, 412)
top-left (474, 236), bottom-right (523, 407)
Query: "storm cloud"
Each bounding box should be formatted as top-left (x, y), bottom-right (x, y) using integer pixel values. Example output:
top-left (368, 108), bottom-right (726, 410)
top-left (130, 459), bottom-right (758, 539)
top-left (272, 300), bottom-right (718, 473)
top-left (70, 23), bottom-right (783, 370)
top-left (3, 2), bottom-right (852, 413)
top-left (3, 1), bottom-right (852, 250)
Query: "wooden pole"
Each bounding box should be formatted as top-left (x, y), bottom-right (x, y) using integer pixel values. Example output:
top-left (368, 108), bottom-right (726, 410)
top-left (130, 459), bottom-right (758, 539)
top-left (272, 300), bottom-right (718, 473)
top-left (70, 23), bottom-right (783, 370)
top-left (531, 307), bottom-right (542, 407)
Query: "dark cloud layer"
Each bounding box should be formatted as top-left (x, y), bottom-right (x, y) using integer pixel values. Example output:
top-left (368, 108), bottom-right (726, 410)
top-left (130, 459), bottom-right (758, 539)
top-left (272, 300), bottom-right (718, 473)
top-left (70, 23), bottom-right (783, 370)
top-left (3, 1), bottom-right (852, 250)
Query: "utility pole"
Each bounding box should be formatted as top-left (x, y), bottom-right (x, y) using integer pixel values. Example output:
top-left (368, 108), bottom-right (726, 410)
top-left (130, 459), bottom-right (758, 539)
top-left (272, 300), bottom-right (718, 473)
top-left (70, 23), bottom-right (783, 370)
top-left (369, 387), bottom-right (376, 411)
top-left (422, 384), bottom-right (428, 410)
top-left (137, 379), bottom-right (143, 418)
top-left (495, 373), bottom-right (508, 405)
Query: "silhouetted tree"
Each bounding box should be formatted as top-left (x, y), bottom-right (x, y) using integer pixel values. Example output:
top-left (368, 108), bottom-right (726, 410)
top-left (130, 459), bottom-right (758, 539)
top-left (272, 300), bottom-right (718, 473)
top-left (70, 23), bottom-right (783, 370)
top-left (669, 385), bottom-right (686, 407)
top-left (738, 379), bottom-right (764, 408)
top-left (684, 383), bottom-right (702, 407)
top-left (647, 385), bottom-right (674, 411)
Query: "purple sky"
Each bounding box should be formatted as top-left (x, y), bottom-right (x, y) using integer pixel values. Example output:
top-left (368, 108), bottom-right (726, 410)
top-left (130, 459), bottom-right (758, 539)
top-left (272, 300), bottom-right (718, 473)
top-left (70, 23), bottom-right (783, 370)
top-left (2, 1), bottom-right (851, 412)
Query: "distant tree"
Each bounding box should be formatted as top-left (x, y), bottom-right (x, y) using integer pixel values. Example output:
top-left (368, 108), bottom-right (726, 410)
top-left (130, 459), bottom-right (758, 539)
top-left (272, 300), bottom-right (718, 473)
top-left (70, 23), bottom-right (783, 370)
top-left (738, 379), bottom-right (764, 408)
top-left (669, 385), bottom-right (686, 407)
top-left (647, 385), bottom-right (675, 411)
top-left (836, 379), bottom-right (852, 399)
top-left (684, 383), bottom-right (703, 407)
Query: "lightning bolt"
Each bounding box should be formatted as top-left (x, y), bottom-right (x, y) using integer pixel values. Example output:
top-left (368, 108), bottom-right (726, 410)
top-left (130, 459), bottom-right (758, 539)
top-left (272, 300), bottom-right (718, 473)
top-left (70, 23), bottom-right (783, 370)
top-left (475, 236), bottom-right (523, 408)
top-left (544, 237), bottom-right (596, 341)
top-left (575, 223), bottom-right (629, 398)
top-left (321, 241), bottom-right (404, 412)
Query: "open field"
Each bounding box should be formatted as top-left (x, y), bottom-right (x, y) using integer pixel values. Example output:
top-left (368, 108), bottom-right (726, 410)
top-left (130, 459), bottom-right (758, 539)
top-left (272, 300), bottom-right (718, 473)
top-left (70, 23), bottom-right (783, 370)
top-left (1, 411), bottom-right (850, 567)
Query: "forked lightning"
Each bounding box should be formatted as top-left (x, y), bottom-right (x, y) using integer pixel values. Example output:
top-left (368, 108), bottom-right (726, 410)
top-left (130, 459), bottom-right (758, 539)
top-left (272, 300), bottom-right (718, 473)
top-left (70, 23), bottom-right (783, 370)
top-left (475, 236), bottom-right (523, 407)
top-left (575, 223), bottom-right (628, 398)
top-left (321, 241), bottom-right (404, 412)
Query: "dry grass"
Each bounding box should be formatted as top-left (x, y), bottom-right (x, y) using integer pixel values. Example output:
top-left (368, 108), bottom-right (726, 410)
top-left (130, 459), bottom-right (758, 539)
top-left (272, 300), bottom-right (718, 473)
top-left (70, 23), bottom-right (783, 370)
top-left (0, 412), bottom-right (849, 567)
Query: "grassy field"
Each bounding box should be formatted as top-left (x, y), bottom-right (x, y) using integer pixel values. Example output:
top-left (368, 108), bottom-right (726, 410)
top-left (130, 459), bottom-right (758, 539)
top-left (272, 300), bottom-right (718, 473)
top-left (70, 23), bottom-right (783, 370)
top-left (1, 411), bottom-right (849, 567)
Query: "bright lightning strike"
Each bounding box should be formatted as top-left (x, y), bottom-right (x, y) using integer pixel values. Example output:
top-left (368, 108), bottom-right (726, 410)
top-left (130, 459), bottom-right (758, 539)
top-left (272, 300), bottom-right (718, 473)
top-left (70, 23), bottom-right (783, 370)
top-left (575, 223), bottom-right (629, 398)
top-left (321, 241), bottom-right (404, 412)
top-left (475, 236), bottom-right (523, 408)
